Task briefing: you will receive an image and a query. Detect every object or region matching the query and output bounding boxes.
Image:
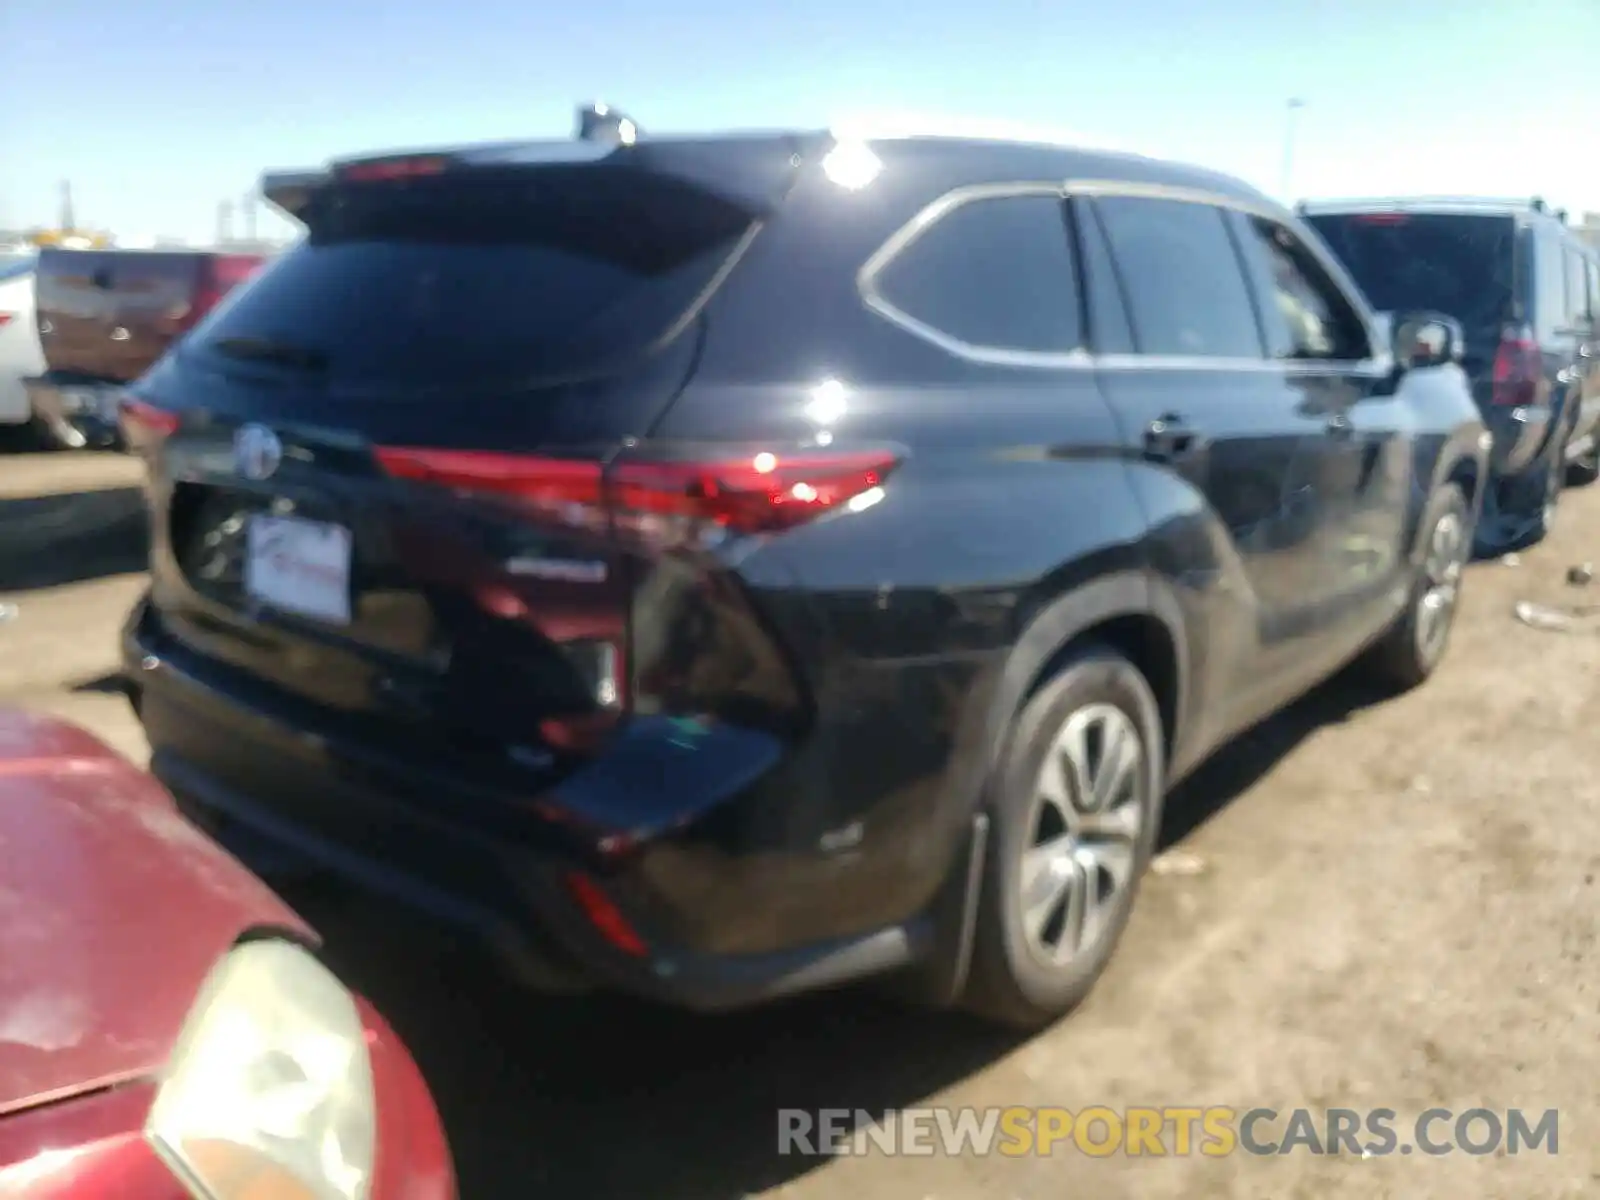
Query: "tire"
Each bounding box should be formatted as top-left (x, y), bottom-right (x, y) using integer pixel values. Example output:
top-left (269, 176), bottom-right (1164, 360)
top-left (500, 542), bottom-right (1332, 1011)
top-left (1534, 446), bottom-right (1564, 539)
top-left (962, 645), bottom-right (1165, 1029)
top-left (29, 415), bottom-right (86, 451)
top-left (1361, 483), bottom-right (1470, 691)
top-left (1566, 444), bottom-right (1600, 487)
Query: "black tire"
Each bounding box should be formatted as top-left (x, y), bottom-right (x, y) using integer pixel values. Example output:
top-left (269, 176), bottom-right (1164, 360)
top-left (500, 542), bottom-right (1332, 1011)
top-left (1361, 483), bottom-right (1470, 691)
top-left (962, 645), bottom-right (1165, 1030)
top-left (29, 415), bottom-right (84, 451)
top-left (1537, 446), bottom-right (1564, 536)
top-left (1566, 444), bottom-right (1600, 487)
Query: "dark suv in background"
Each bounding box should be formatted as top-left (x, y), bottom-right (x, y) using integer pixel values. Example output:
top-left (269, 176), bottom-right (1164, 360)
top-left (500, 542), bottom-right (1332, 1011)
top-left (1301, 197), bottom-right (1600, 552)
top-left (119, 114), bottom-right (1486, 1028)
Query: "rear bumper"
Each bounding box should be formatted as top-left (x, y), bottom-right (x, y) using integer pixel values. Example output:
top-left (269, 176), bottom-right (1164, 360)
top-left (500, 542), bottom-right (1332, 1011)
top-left (124, 604), bottom-right (930, 1012)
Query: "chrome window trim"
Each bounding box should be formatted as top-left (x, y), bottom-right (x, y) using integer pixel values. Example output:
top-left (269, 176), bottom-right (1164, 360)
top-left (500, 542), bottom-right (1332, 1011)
top-left (854, 177), bottom-right (1396, 375)
top-left (856, 181), bottom-right (1091, 369)
top-left (1067, 178), bottom-right (1395, 374)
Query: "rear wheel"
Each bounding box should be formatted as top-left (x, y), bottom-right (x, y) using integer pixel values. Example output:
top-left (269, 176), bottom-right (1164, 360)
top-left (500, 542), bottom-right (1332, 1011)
top-left (1567, 443), bottom-right (1600, 487)
top-left (1361, 483), bottom-right (1470, 691)
top-left (29, 414), bottom-right (87, 451)
top-left (962, 645), bottom-right (1164, 1029)
top-left (1535, 447), bottom-right (1565, 538)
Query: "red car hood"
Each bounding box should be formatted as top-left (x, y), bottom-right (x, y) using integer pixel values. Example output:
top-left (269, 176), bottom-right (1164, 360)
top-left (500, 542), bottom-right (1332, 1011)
top-left (0, 710), bottom-right (310, 1116)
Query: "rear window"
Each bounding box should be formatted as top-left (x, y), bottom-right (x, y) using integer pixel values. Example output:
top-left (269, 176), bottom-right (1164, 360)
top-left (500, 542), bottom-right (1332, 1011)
top-left (1303, 212), bottom-right (1515, 334)
top-left (187, 169), bottom-right (755, 390)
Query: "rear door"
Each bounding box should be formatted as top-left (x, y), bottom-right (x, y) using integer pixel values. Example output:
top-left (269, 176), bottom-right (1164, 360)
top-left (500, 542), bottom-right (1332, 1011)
top-left (1229, 208), bottom-right (1409, 633)
top-left (1562, 240), bottom-right (1600, 450)
top-left (141, 151), bottom-right (787, 773)
top-left (35, 250), bottom-right (202, 381)
top-left (1082, 189), bottom-right (1334, 712)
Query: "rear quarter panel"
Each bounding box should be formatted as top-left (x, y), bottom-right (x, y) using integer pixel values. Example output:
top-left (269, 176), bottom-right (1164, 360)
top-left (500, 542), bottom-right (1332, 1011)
top-left (645, 364), bottom-right (1159, 950)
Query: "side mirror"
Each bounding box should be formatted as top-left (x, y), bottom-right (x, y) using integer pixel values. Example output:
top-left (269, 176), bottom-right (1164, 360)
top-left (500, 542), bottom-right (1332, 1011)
top-left (1393, 311), bottom-right (1464, 369)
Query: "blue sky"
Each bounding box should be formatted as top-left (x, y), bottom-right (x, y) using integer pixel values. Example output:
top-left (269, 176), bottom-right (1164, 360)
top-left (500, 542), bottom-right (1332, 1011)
top-left (3, 0), bottom-right (1597, 242)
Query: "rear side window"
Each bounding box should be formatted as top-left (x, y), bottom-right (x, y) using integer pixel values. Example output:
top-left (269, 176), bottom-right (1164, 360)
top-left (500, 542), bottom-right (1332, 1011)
top-left (188, 170), bottom-right (755, 390)
top-left (1304, 212), bottom-right (1516, 337)
top-left (1532, 226), bottom-right (1566, 338)
top-left (1093, 196), bottom-right (1262, 358)
top-left (869, 193), bottom-right (1081, 354)
top-left (1566, 247), bottom-right (1591, 326)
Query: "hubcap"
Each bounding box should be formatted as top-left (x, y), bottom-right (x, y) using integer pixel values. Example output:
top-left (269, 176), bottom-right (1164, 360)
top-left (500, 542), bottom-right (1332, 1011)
top-left (1416, 510), bottom-right (1466, 661)
top-left (1019, 703), bottom-right (1146, 968)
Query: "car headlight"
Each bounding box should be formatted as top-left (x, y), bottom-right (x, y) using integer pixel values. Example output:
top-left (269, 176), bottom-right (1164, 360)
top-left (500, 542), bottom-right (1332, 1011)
top-left (145, 938), bottom-right (377, 1200)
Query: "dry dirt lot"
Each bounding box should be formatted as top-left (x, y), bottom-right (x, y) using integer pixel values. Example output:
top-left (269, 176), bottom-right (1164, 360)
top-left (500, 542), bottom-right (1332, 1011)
top-left (3, 449), bottom-right (1599, 1199)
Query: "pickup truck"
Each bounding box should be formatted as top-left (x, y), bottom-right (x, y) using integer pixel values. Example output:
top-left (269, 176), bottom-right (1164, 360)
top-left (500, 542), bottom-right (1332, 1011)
top-left (24, 247), bottom-right (266, 448)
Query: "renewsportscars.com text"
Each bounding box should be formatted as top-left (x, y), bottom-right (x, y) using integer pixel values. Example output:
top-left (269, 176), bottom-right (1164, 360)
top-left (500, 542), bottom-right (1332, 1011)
top-left (777, 1106), bottom-right (1559, 1158)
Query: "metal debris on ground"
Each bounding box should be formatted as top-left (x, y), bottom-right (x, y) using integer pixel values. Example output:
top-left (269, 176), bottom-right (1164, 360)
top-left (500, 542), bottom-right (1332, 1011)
top-left (1504, 601), bottom-right (1600, 640)
top-left (1500, 553), bottom-right (1521, 567)
top-left (1150, 849), bottom-right (1207, 877)
top-left (1567, 562), bottom-right (1594, 586)
top-left (0, 603), bottom-right (17, 624)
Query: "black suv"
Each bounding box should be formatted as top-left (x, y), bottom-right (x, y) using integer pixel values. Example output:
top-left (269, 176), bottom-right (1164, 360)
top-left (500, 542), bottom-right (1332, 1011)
top-left (119, 115), bottom-right (1487, 1028)
top-left (1301, 197), bottom-right (1600, 551)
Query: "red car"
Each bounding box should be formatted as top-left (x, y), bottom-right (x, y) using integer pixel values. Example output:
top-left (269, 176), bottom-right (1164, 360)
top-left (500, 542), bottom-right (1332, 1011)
top-left (0, 709), bottom-right (454, 1198)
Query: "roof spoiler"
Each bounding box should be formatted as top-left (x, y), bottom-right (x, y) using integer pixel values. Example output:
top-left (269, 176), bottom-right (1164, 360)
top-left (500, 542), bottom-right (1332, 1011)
top-left (260, 168), bottom-right (332, 223)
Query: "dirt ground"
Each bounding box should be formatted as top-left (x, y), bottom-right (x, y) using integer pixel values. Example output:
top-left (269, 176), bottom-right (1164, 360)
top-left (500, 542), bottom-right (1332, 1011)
top-left (3, 449), bottom-right (1598, 1199)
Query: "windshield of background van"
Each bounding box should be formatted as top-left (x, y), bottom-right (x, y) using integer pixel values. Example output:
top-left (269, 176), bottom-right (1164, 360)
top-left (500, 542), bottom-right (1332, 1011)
top-left (1303, 212), bottom-right (1516, 338)
top-left (186, 168), bottom-right (754, 394)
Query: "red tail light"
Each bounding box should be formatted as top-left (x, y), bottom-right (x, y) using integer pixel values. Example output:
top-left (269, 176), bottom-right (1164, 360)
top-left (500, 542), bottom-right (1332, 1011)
top-left (1350, 212), bottom-right (1411, 226)
top-left (1491, 326), bottom-right (1541, 407)
top-left (0, 313), bottom-right (13, 328)
top-left (118, 397), bottom-right (180, 445)
top-left (339, 156), bottom-right (450, 183)
top-left (373, 447), bottom-right (898, 536)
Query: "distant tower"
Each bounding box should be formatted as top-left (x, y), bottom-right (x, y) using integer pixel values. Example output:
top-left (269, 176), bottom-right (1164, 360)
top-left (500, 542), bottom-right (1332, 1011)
top-left (241, 192), bottom-right (258, 242)
top-left (217, 200), bottom-right (234, 244)
top-left (59, 181), bottom-right (76, 232)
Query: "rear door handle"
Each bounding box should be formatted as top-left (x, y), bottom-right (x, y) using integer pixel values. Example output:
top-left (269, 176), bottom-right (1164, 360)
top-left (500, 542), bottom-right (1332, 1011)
top-left (1143, 414), bottom-right (1201, 463)
top-left (1325, 412), bottom-right (1354, 438)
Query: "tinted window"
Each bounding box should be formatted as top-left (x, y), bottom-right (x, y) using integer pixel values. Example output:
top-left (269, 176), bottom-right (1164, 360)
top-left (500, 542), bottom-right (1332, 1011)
top-left (1589, 259), bottom-right (1600, 328)
top-left (1566, 247), bottom-right (1591, 325)
top-left (1304, 212), bottom-right (1515, 336)
top-left (1093, 196), bottom-right (1262, 358)
top-left (1237, 216), bottom-right (1367, 360)
top-left (871, 194), bottom-right (1081, 353)
top-left (188, 171), bottom-right (754, 391)
top-left (0, 256), bottom-right (35, 285)
top-left (1073, 199), bottom-right (1134, 354)
top-left (1533, 226), bottom-right (1566, 337)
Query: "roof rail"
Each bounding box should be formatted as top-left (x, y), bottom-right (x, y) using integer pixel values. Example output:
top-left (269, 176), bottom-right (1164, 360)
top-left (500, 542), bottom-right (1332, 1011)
top-left (576, 102), bottom-right (640, 146)
top-left (1298, 195), bottom-right (1547, 212)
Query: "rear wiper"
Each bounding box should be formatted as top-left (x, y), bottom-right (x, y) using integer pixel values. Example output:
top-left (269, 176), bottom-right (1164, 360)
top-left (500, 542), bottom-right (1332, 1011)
top-left (208, 334), bottom-right (329, 371)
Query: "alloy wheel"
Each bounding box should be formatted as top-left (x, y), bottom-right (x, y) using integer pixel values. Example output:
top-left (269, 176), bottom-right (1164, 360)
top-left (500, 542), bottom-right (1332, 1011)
top-left (1416, 509), bottom-right (1466, 662)
top-left (1018, 702), bottom-right (1146, 969)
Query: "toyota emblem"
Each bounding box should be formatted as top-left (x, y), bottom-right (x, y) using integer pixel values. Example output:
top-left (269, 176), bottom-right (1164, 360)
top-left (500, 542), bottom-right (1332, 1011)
top-left (234, 424), bottom-right (283, 481)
